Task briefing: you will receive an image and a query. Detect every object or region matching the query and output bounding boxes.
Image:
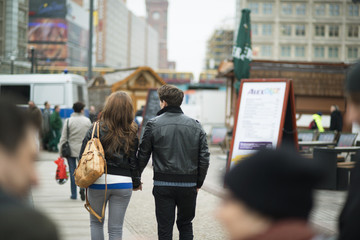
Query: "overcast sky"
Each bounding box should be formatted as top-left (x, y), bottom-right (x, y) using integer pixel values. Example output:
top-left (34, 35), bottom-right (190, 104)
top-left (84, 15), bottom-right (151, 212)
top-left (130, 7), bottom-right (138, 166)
top-left (127, 0), bottom-right (236, 81)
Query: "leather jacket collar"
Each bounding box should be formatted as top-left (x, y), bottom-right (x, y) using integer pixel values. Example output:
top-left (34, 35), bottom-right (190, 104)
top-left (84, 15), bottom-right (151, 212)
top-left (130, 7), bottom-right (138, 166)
top-left (157, 106), bottom-right (183, 116)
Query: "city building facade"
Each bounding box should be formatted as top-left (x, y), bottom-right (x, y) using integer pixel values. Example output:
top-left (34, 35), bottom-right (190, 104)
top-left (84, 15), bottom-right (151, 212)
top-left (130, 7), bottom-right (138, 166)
top-left (205, 29), bottom-right (234, 70)
top-left (96, 0), bottom-right (159, 69)
top-left (145, 0), bottom-right (175, 69)
top-left (235, 0), bottom-right (360, 63)
top-left (0, 0), bottom-right (31, 74)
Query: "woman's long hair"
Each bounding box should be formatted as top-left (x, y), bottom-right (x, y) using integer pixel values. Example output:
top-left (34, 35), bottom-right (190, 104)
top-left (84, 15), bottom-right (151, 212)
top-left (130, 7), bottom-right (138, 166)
top-left (100, 91), bottom-right (138, 155)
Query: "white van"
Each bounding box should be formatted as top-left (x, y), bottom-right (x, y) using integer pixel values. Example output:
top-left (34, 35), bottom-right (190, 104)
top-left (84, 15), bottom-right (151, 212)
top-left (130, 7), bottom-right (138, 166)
top-left (0, 74), bottom-right (89, 118)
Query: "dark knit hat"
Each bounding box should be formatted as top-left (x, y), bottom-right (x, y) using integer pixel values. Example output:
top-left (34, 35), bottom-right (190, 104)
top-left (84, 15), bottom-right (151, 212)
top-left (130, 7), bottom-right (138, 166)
top-left (345, 61), bottom-right (360, 92)
top-left (225, 149), bottom-right (324, 221)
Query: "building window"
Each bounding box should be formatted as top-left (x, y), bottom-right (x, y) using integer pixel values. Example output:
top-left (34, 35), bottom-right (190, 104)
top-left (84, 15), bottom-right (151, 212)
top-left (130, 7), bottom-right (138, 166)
top-left (329, 25), bottom-right (339, 37)
top-left (263, 3), bottom-right (273, 15)
top-left (348, 25), bottom-right (359, 38)
top-left (281, 46), bottom-right (291, 57)
top-left (296, 4), bottom-right (306, 15)
top-left (348, 47), bottom-right (359, 59)
top-left (281, 25), bottom-right (292, 36)
top-left (348, 5), bottom-right (359, 16)
top-left (262, 24), bottom-right (272, 36)
top-left (315, 4), bottom-right (325, 16)
top-left (248, 3), bottom-right (259, 14)
top-left (329, 4), bottom-right (340, 16)
top-left (252, 24), bottom-right (258, 36)
top-left (315, 25), bottom-right (325, 37)
top-left (314, 46), bottom-right (325, 58)
top-left (328, 46), bottom-right (339, 58)
top-left (18, 10), bottom-right (27, 23)
top-left (295, 46), bottom-right (305, 57)
top-left (282, 4), bottom-right (292, 15)
top-left (295, 25), bottom-right (305, 36)
top-left (261, 45), bottom-right (272, 57)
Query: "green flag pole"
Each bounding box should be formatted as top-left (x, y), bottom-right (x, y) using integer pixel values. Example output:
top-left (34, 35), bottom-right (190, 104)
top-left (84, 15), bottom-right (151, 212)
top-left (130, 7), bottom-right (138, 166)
top-left (233, 9), bottom-right (252, 94)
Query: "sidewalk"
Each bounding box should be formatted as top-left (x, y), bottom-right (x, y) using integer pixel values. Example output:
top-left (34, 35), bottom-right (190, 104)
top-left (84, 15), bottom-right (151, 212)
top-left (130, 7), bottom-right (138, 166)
top-left (32, 151), bottom-right (227, 240)
top-left (33, 147), bottom-right (346, 239)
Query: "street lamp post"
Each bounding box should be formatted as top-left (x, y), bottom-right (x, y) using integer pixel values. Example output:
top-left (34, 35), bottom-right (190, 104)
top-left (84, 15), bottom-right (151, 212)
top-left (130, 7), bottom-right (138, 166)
top-left (10, 56), bottom-right (15, 74)
top-left (87, 0), bottom-right (94, 80)
top-left (30, 47), bottom-right (35, 73)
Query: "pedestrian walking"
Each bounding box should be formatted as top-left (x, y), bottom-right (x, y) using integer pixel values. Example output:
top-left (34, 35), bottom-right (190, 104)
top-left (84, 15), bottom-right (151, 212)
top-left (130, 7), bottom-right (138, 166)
top-left (42, 101), bottom-right (52, 150)
top-left (330, 105), bottom-right (343, 132)
top-left (59, 102), bottom-right (92, 200)
top-left (79, 91), bottom-right (141, 240)
top-left (138, 85), bottom-right (210, 240)
top-left (216, 149), bottom-right (324, 240)
top-left (48, 105), bottom-right (62, 152)
top-left (309, 112), bottom-right (324, 132)
top-left (27, 102), bottom-right (42, 149)
top-left (339, 61), bottom-right (360, 240)
top-left (89, 105), bottom-right (97, 123)
top-left (0, 96), bottom-right (59, 240)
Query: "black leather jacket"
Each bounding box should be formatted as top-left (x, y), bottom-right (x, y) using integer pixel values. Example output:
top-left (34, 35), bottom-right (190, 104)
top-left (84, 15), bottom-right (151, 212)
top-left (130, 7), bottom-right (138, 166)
top-left (138, 106), bottom-right (210, 188)
top-left (79, 123), bottom-right (141, 188)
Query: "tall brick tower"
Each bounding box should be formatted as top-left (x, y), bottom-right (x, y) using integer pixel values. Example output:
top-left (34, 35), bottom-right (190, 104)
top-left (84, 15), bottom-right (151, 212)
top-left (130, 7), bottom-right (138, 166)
top-left (146, 0), bottom-right (169, 69)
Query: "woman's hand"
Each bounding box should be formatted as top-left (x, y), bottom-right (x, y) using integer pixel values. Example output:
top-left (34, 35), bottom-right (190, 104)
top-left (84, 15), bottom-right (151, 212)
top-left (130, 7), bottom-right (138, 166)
top-left (133, 182), bottom-right (143, 191)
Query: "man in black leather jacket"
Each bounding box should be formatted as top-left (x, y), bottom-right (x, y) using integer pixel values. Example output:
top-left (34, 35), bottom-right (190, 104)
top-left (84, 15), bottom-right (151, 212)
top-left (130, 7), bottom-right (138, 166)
top-left (138, 85), bottom-right (210, 240)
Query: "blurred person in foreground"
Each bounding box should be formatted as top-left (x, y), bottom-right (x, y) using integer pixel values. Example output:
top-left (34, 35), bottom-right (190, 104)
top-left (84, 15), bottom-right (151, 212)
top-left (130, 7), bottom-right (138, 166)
top-left (42, 101), bottom-right (52, 150)
top-left (138, 85), bottom-right (210, 240)
top-left (59, 102), bottom-right (91, 200)
top-left (49, 105), bottom-right (62, 152)
top-left (338, 61), bottom-right (360, 240)
top-left (330, 105), bottom-right (343, 132)
top-left (0, 97), bottom-right (59, 240)
top-left (216, 149), bottom-right (324, 240)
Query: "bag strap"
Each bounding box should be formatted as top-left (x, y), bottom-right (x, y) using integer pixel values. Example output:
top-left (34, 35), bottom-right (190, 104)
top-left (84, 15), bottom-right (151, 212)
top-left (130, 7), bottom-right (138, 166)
top-left (91, 122), bottom-right (98, 139)
top-left (66, 119), bottom-right (70, 141)
top-left (84, 154), bottom-right (107, 223)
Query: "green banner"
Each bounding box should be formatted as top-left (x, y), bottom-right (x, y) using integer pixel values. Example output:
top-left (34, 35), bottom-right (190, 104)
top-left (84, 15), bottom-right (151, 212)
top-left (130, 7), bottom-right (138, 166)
top-left (233, 9), bottom-right (252, 93)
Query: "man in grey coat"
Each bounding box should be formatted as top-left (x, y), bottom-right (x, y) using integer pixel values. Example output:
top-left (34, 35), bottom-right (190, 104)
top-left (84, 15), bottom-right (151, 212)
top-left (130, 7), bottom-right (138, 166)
top-left (59, 102), bottom-right (92, 200)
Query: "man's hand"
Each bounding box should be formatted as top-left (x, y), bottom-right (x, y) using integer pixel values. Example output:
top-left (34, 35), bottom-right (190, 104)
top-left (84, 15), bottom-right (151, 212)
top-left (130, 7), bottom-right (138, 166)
top-left (133, 183), bottom-right (143, 191)
top-left (197, 188), bottom-right (200, 193)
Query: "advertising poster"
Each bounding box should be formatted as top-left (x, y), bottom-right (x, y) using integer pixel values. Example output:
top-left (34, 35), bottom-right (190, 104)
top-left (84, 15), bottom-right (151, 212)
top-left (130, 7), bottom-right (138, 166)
top-left (29, 0), bottom-right (67, 18)
top-left (28, 18), bottom-right (68, 43)
top-left (28, 43), bottom-right (68, 61)
top-left (229, 81), bottom-right (287, 168)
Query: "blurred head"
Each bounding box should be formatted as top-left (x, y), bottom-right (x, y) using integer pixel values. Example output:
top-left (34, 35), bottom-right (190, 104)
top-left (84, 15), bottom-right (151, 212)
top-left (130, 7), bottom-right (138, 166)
top-left (0, 97), bottom-right (39, 198)
top-left (216, 149), bottom-right (323, 240)
top-left (28, 101), bottom-right (35, 108)
top-left (330, 105), bottom-right (338, 113)
top-left (54, 105), bottom-right (60, 113)
top-left (345, 62), bottom-right (360, 124)
top-left (44, 101), bottom-right (50, 109)
top-left (157, 85), bottom-right (184, 108)
top-left (72, 102), bottom-right (85, 113)
top-left (100, 91), bottom-right (137, 155)
top-left (90, 105), bottom-right (96, 113)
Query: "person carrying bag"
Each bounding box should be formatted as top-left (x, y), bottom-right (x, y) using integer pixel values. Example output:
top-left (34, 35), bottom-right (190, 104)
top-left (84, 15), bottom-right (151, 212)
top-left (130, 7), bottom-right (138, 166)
top-left (78, 91), bottom-right (142, 240)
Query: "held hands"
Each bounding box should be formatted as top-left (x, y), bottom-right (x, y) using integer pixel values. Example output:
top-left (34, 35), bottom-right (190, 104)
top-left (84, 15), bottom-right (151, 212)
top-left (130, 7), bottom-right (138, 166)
top-left (133, 182), bottom-right (143, 191)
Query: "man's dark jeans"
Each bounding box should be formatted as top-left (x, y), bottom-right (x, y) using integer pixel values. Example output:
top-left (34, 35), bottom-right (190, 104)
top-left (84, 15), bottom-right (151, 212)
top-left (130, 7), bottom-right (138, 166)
top-left (153, 186), bottom-right (197, 240)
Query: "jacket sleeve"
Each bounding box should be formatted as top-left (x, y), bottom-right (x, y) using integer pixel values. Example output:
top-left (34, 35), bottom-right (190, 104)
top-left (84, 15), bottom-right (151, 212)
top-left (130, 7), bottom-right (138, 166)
top-left (197, 126), bottom-right (210, 188)
top-left (129, 136), bottom-right (141, 189)
top-left (330, 113), bottom-right (335, 130)
top-left (137, 120), bottom-right (154, 174)
top-left (78, 127), bottom-right (93, 160)
top-left (58, 119), bottom-right (68, 151)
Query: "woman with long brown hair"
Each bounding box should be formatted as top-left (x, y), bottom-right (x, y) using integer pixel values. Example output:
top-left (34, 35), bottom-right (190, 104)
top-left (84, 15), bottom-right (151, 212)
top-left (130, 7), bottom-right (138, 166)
top-left (79, 91), bottom-right (141, 240)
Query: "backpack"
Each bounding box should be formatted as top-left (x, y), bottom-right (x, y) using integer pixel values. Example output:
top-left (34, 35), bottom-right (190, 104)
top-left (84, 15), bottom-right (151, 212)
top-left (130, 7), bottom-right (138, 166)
top-left (309, 120), bottom-right (317, 130)
top-left (74, 122), bottom-right (107, 222)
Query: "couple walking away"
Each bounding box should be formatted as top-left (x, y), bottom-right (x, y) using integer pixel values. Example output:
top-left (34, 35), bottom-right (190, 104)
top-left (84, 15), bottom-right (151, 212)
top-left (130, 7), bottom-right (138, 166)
top-left (78, 85), bottom-right (210, 240)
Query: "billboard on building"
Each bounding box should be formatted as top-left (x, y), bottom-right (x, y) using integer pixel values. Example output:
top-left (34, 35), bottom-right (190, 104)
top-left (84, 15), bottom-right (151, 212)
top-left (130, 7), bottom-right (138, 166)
top-left (28, 43), bottom-right (68, 61)
top-left (29, 0), bottom-right (67, 18)
top-left (28, 18), bottom-right (68, 43)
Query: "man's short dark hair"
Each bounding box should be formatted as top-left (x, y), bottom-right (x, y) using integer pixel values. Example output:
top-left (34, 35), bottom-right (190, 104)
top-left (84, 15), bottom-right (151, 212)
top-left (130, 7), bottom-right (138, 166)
top-left (73, 102), bottom-right (85, 113)
top-left (54, 105), bottom-right (60, 110)
top-left (0, 97), bottom-right (30, 154)
top-left (44, 101), bottom-right (48, 107)
top-left (157, 85), bottom-right (184, 107)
